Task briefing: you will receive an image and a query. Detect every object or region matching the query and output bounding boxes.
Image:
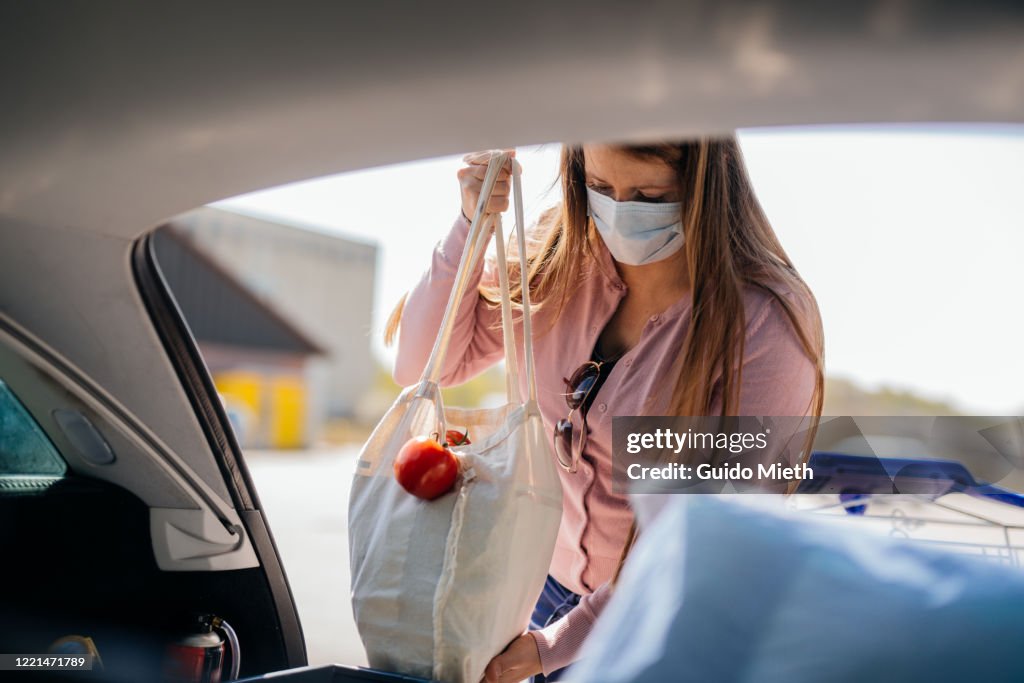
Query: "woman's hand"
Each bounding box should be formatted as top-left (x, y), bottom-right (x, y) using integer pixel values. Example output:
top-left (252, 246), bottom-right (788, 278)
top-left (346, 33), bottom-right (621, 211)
top-left (480, 632), bottom-right (543, 683)
top-left (458, 148), bottom-right (516, 221)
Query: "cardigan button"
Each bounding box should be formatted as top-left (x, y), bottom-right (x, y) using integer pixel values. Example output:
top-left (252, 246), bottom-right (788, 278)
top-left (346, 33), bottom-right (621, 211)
top-left (598, 403), bottom-right (607, 412)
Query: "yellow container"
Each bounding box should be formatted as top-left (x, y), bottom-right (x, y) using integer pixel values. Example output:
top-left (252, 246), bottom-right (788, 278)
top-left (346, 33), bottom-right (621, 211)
top-left (213, 370), bottom-right (307, 449)
top-left (213, 371), bottom-right (262, 417)
top-left (270, 375), bottom-right (306, 449)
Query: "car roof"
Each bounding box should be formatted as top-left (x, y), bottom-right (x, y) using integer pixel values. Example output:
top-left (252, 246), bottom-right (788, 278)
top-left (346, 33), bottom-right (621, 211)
top-left (2, 1), bottom-right (1023, 239)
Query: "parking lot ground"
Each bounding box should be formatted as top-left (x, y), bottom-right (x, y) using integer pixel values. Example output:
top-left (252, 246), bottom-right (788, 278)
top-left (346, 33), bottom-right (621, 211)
top-left (244, 447), bottom-right (368, 668)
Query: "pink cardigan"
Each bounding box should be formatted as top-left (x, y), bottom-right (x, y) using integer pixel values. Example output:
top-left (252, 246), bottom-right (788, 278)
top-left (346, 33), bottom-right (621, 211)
top-left (392, 213), bottom-right (817, 675)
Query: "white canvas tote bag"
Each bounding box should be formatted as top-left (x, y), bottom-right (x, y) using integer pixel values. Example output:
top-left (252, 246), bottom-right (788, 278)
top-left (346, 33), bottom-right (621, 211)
top-left (349, 153), bottom-right (563, 683)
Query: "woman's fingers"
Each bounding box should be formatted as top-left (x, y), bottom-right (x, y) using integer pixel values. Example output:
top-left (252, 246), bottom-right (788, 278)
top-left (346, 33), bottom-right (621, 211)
top-left (461, 164), bottom-right (512, 184)
top-left (480, 659), bottom-right (501, 683)
top-left (458, 150), bottom-right (515, 219)
top-left (458, 174), bottom-right (509, 197)
top-left (484, 195), bottom-right (510, 213)
top-left (479, 633), bottom-right (542, 683)
top-left (462, 148), bottom-right (516, 167)
top-left (458, 166), bottom-right (511, 191)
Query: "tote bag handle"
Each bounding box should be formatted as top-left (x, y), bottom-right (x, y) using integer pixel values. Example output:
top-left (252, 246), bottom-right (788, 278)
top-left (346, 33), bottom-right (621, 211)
top-left (418, 152), bottom-right (538, 407)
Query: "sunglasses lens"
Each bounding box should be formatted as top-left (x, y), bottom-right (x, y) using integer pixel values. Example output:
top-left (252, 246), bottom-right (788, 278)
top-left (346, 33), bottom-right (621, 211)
top-left (566, 364), bottom-right (600, 411)
top-left (554, 418), bottom-right (575, 470)
top-left (556, 360), bottom-right (604, 472)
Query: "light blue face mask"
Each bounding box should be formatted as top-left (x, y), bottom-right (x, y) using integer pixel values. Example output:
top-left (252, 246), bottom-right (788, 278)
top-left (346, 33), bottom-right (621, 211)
top-left (586, 188), bottom-right (684, 266)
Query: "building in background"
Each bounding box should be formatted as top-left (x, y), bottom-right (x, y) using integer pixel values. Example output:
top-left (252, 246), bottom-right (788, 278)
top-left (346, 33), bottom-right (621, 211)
top-left (157, 206), bottom-right (378, 447)
top-left (153, 228), bottom-right (324, 448)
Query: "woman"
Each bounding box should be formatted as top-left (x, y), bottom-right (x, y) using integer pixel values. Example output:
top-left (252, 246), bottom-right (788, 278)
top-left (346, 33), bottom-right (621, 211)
top-left (386, 139), bottom-right (824, 682)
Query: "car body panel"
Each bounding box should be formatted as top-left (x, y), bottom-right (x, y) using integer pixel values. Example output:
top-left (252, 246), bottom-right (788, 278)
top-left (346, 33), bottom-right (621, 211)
top-left (2, 1), bottom-right (1023, 238)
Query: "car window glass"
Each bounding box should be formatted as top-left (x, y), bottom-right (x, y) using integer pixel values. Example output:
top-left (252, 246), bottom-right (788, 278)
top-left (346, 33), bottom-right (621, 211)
top-left (0, 378), bottom-right (67, 477)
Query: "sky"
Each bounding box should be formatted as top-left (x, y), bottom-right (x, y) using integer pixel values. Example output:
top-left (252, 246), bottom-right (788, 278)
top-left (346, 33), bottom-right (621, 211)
top-left (214, 125), bottom-right (1024, 414)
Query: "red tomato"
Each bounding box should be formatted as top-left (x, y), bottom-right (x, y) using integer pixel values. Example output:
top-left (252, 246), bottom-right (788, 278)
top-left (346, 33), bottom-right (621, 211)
top-left (445, 429), bottom-right (471, 447)
top-left (393, 436), bottom-right (459, 500)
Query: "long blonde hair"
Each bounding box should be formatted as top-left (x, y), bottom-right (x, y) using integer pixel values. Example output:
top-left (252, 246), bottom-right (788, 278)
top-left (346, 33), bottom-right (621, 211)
top-left (386, 137), bottom-right (824, 421)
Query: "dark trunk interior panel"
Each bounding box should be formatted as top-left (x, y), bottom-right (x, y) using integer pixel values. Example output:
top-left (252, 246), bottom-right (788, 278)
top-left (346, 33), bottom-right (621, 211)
top-left (0, 475), bottom-right (290, 682)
